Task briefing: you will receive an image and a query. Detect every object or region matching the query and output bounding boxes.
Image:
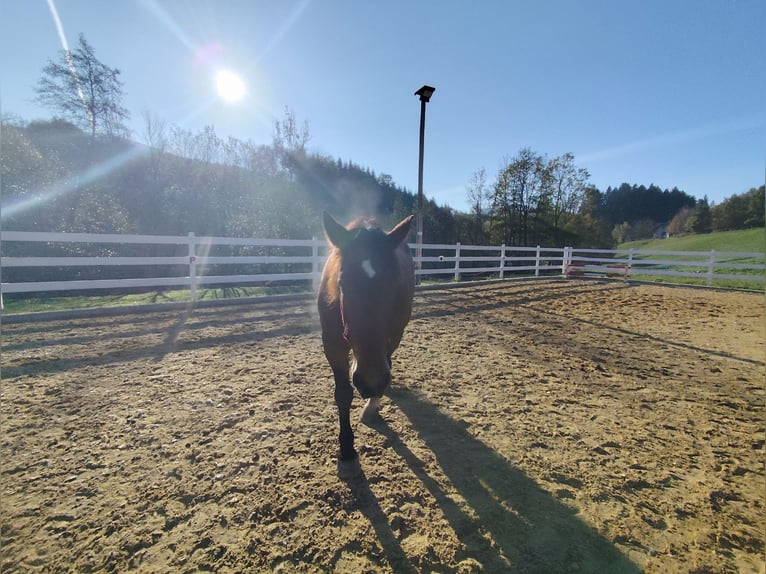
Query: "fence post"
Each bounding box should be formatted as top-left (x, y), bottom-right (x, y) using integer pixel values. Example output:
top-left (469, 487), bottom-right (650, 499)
top-left (500, 244), bottom-right (506, 279)
top-left (561, 247), bottom-right (568, 277)
top-left (188, 232), bottom-right (197, 302)
top-left (707, 250), bottom-right (716, 286)
top-left (312, 237), bottom-right (320, 292)
top-left (535, 245), bottom-right (541, 277)
top-left (454, 242), bottom-right (461, 282)
top-left (626, 248), bottom-right (634, 281)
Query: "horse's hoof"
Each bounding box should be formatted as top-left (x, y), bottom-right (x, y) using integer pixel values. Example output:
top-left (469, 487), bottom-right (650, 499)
top-left (337, 457), bottom-right (361, 479)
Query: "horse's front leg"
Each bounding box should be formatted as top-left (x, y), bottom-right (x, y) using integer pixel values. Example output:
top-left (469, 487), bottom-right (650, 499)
top-left (332, 368), bottom-right (361, 478)
top-left (323, 329), bottom-right (361, 477)
top-left (333, 370), bottom-right (356, 450)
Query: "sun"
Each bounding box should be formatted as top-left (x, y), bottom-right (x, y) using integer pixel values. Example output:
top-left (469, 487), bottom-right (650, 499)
top-left (215, 69), bottom-right (246, 103)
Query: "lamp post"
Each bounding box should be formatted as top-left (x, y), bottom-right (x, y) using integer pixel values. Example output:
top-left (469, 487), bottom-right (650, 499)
top-left (414, 85), bottom-right (435, 279)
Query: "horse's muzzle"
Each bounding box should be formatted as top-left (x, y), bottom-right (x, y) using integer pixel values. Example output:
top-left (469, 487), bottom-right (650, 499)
top-left (352, 369), bottom-right (391, 399)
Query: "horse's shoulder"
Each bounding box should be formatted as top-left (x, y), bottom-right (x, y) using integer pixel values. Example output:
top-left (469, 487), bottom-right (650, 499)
top-left (319, 249), bottom-right (341, 303)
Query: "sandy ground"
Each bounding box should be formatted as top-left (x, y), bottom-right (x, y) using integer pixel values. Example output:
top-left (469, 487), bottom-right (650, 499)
top-left (1, 279), bottom-right (764, 573)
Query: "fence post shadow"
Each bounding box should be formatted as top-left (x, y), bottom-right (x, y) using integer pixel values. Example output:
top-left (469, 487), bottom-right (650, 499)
top-left (387, 386), bottom-right (641, 573)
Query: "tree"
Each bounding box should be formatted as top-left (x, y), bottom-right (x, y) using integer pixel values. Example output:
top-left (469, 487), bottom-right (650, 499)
top-left (667, 206), bottom-right (694, 236)
top-left (272, 107), bottom-right (311, 174)
top-left (466, 167), bottom-right (489, 218)
top-left (712, 193), bottom-right (749, 231)
top-left (491, 148), bottom-right (548, 245)
top-left (611, 221), bottom-right (631, 244)
top-left (547, 153), bottom-right (589, 233)
top-left (691, 196), bottom-right (712, 234)
top-left (140, 110), bottom-right (168, 154)
top-left (568, 186), bottom-right (613, 248)
top-left (0, 117), bottom-right (66, 230)
top-left (747, 185), bottom-right (765, 227)
top-left (706, 187), bottom-right (765, 232)
top-left (34, 34), bottom-right (130, 138)
top-left (601, 183), bottom-right (696, 228)
top-left (465, 167), bottom-right (489, 244)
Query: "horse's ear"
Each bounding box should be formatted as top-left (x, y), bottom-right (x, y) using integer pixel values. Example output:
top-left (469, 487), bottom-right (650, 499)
top-left (323, 211), bottom-right (352, 250)
top-left (387, 215), bottom-right (414, 247)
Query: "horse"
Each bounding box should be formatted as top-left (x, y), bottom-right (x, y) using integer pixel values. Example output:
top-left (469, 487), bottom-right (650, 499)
top-left (317, 212), bottom-right (415, 477)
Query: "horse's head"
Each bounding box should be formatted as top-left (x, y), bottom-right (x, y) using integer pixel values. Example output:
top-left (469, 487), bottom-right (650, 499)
top-left (323, 211), bottom-right (414, 399)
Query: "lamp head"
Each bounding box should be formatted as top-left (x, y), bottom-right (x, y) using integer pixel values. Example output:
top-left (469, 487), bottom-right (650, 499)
top-left (415, 85), bottom-right (436, 102)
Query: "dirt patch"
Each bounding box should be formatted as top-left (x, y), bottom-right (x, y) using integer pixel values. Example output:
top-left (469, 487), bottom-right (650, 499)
top-left (2, 279), bottom-right (764, 573)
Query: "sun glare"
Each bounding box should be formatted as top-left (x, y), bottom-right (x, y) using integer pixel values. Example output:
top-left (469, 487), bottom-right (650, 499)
top-left (215, 69), bottom-right (246, 103)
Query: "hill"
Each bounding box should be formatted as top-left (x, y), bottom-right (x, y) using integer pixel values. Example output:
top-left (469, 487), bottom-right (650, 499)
top-left (621, 228), bottom-right (765, 253)
top-left (3, 116), bottom-right (763, 250)
top-left (1, 118), bottom-right (461, 243)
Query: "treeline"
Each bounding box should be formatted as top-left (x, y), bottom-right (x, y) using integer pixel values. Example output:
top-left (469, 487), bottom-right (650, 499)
top-left (605, 183), bottom-right (765, 243)
top-left (2, 115), bottom-right (764, 253)
top-left (2, 114), bottom-right (450, 287)
top-left (667, 186), bottom-right (765, 237)
top-left (461, 154), bottom-right (764, 248)
top-left (458, 152), bottom-right (704, 248)
top-left (461, 149), bottom-right (592, 248)
top-left (1, 114), bottom-right (431, 241)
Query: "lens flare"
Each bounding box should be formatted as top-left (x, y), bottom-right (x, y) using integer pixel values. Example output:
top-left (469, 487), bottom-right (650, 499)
top-left (215, 69), bottom-right (246, 103)
top-left (1, 146), bottom-right (148, 221)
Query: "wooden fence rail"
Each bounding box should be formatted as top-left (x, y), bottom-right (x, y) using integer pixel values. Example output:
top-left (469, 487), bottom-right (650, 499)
top-left (1, 231), bottom-right (763, 307)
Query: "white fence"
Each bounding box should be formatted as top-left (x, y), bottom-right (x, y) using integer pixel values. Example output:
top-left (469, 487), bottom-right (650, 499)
top-left (1, 231), bottom-right (764, 305)
top-left (563, 246), bottom-right (765, 286)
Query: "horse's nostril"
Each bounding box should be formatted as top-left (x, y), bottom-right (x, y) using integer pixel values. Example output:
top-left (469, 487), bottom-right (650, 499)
top-left (352, 370), bottom-right (390, 399)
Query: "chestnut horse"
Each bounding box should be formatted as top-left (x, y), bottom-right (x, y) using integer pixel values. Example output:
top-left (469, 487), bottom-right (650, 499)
top-left (318, 212), bottom-right (415, 477)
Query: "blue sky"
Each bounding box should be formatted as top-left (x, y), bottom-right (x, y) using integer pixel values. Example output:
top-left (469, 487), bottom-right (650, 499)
top-left (1, 0), bottom-right (764, 213)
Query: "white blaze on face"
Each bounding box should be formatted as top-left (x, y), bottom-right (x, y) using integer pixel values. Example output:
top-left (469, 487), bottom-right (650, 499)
top-left (361, 259), bottom-right (376, 279)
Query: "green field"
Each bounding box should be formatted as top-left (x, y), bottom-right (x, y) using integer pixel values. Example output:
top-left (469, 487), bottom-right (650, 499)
top-left (621, 227), bottom-right (765, 253)
top-left (617, 228), bottom-right (765, 290)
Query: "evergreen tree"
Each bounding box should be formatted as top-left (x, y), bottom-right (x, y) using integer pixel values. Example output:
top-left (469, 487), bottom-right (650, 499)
top-left (692, 197), bottom-right (712, 234)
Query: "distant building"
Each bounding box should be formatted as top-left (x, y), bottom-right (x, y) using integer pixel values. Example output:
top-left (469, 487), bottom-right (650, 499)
top-left (653, 225), bottom-right (669, 239)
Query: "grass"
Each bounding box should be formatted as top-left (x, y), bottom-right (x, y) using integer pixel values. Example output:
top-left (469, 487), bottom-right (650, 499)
top-left (621, 227), bottom-right (765, 253)
top-left (616, 228), bottom-right (765, 291)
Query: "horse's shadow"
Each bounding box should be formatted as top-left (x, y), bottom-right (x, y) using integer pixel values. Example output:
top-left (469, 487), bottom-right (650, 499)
top-left (353, 386), bottom-right (641, 573)
top-left (340, 469), bottom-right (419, 574)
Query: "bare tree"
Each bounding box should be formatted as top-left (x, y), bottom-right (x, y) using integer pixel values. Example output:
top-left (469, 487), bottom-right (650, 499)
top-left (466, 167), bottom-right (489, 243)
top-left (140, 110), bottom-right (168, 153)
top-left (466, 167), bottom-right (488, 218)
top-left (35, 34), bottom-right (130, 138)
top-left (272, 107), bottom-right (311, 174)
